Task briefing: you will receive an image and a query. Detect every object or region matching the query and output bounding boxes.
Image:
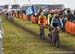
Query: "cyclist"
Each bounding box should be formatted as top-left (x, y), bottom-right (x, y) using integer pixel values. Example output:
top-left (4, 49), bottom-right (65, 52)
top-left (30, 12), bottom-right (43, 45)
top-left (47, 11), bottom-right (54, 39)
top-left (52, 23), bottom-right (60, 48)
top-left (38, 13), bottom-right (46, 40)
top-left (50, 14), bottom-right (61, 48)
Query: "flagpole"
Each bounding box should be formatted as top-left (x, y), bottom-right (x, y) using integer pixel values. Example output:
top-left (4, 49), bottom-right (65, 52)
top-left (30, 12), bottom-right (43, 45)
top-left (14, 0), bottom-right (16, 4)
top-left (29, 0), bottom-right (30, 4)
top-left (28, 0), bottom-right (31, 5)
top-left (14, 0), bottom-right (18, 13)
top-left (8, 0), bottom-right (11, 20)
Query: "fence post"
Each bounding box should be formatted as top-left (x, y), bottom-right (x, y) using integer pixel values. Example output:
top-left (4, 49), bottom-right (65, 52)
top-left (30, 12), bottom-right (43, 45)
top-left (0, 19), bottom-right (2, 54)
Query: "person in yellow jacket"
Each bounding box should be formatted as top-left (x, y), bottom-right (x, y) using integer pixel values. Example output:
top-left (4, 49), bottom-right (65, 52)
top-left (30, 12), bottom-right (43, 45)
top-left (38, 14), bottom-right (46, 40)
top-left (48, 13), bottom-right (53, 25)
top-left (47, 11), bottom-right (54, 38)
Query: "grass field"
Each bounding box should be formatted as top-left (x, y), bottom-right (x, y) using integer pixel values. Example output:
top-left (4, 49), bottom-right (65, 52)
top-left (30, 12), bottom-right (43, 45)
top-left (2, 16), bottom-right (75, 54)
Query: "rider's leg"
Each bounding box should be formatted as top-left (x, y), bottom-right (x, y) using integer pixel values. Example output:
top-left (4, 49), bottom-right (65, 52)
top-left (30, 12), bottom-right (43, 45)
top-left (56, 34), bottom-right (60, 48)
top-left (40, 31), bottom-right (42, 39)
top-left (42, 27), bottom-right (45, 40)
top-left (48, 25), bottom-right (53, 42)
top-left (39, 25), bottom-right (42, 39)
top-left (54, 39), bottom-right (59, 48)
top-left (48, 26), bottom-right (50, 37)
top-left (39, 24), bottom-right (44, 40)
top-left (51, 35), bottom-right (55, 46)
top-left (54, 35), bottom-right (60, 48)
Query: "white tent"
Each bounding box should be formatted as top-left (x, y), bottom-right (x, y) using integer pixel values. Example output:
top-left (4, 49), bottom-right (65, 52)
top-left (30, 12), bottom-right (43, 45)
top-left (0, 0), bottom-right (75, 10)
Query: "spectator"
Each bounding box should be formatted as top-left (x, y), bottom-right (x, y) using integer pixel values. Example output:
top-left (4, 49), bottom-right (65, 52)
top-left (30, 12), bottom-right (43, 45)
top-left (73, 10), bottom-right (75, 23)
top-left (66, 10), bottom-right (73, 21)
top-left (62, 12), bottom-right (67, 32)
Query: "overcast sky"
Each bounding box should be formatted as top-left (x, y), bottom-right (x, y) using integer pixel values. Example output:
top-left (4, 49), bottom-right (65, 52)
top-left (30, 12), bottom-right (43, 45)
top-left (0, 0), bottom-right (75, 10)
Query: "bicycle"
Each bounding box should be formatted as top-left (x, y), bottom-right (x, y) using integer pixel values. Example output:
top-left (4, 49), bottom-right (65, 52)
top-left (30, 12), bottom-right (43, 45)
top-left (51, 27), bottom-right (60, 48)
top-left (39, 24), bottom-right (45, 40)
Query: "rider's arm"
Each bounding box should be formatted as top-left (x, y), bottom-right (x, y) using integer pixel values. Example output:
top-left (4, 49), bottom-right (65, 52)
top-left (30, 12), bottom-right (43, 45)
top-left (59, 18), bottom-right (63, 28)
top-left (56, 27), bottom-right (61, 32)
top-left (48, 15), bottom-right (50, 25)
top-left (50, 18), bottom-right (54, 27)
top-left (48, 14), bottom-right (52, 25)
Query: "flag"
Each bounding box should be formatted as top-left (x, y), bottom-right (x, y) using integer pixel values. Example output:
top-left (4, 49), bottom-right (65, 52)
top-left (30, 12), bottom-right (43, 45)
top-left (26, 6), bottom-right (34, 15)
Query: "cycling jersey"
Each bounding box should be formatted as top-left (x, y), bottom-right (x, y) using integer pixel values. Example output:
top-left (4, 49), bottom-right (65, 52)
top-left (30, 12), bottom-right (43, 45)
top-left (38, 15), bottom-right (46, 24)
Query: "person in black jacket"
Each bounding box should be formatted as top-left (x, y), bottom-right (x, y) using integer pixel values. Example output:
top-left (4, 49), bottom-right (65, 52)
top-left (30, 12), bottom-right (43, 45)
top-left (73, 11), bottom-right (75, 23)
top-left (66, 10), bottom-right (73, 22)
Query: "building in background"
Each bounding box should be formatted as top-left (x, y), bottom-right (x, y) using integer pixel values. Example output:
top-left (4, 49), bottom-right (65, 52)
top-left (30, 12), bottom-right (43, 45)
top-left (0, 6), bottom-right (3, 14)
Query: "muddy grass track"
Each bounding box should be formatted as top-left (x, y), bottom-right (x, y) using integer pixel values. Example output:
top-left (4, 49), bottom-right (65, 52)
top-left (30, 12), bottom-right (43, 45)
top-left (3, 16), bottom-right (75, 54)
